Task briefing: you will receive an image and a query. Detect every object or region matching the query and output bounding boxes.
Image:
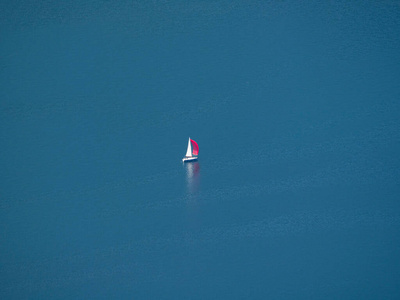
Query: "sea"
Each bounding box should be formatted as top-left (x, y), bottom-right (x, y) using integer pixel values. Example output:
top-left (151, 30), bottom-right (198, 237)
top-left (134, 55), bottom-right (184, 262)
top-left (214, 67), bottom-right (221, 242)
top-left (1, 1), bottom-right (400, 299)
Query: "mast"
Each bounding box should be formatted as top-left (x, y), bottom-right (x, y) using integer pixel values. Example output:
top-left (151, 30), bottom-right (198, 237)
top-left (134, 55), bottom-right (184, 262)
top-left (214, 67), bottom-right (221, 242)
top-left (185, 137), bottom-right (192, 157)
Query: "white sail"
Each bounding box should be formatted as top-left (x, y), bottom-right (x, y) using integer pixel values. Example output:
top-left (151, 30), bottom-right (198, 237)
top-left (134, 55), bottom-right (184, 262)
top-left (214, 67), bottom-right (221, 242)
top-left (185, 137), bottom-right (192, 157)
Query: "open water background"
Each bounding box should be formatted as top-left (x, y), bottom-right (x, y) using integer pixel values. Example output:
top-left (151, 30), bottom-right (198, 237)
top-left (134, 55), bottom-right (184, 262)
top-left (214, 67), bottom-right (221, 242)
top-left (1, 1), bottom-right (400, 299)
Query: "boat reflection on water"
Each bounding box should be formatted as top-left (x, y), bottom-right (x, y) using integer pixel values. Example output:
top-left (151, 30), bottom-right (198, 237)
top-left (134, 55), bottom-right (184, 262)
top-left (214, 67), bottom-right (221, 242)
top-left (184, 161), bottom-right (200, 199)
top-left (184, 161), bottom-right (201, 228)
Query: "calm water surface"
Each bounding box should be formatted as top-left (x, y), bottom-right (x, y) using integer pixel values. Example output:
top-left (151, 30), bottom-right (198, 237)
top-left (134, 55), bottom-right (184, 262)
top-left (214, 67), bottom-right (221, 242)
top-left (1, 1), bottom-right (400, 299)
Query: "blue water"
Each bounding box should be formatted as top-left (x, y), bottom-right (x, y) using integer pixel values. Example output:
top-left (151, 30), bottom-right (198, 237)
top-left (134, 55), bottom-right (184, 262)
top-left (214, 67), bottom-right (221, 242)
top-left (1, 1), bottom-right (400, 299)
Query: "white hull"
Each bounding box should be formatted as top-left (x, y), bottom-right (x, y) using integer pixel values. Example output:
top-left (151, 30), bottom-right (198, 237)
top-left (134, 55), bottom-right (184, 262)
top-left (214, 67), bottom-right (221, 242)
top-left (182, 156), bottom-right (198, 162)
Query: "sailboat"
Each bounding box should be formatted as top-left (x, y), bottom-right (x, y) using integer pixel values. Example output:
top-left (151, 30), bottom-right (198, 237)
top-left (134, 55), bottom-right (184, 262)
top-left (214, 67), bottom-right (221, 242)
top-left (182, 137), bottom-right (199, 162)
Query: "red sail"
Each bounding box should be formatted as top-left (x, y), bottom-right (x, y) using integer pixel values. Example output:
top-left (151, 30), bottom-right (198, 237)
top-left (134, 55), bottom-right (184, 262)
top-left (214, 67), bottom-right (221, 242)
top-left (190, 139), bottom-right (199, 155)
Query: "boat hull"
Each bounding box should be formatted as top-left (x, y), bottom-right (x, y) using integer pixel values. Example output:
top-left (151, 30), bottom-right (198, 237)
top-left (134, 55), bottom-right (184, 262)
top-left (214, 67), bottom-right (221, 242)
top-left (182, 156), bottom-right (198, 162)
